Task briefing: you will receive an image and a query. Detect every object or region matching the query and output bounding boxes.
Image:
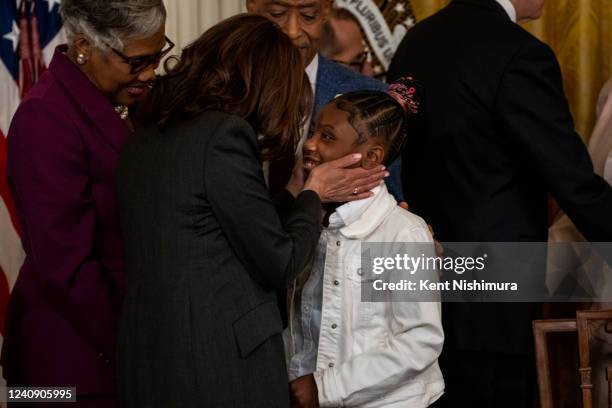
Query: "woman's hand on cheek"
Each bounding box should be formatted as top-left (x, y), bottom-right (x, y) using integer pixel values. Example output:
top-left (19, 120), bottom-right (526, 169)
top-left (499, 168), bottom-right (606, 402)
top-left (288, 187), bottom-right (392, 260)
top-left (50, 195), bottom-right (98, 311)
top-left (303, 153), bottom-right (388, 203)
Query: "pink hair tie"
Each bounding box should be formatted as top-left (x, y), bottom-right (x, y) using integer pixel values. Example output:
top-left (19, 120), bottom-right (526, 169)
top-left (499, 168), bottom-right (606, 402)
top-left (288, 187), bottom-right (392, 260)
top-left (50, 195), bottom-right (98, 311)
top-left (388, 76), bottom-right (421, 116)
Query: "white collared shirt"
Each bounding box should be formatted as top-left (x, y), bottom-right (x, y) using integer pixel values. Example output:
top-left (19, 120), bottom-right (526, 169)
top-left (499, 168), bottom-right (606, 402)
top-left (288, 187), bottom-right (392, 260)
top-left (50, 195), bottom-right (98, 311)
top-left (305, 54), bottom-right (319, 96)
top-left (496, 0), bottom-right (517, 22)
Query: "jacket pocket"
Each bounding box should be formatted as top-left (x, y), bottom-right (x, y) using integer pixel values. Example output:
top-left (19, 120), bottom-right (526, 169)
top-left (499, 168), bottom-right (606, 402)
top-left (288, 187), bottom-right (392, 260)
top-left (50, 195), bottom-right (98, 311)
top-left (342, 256), bottom-right (378, 326)
top-left (345, 255), bottom-right (374, 284)
top-left (232, 301), bottom-right (283, 358)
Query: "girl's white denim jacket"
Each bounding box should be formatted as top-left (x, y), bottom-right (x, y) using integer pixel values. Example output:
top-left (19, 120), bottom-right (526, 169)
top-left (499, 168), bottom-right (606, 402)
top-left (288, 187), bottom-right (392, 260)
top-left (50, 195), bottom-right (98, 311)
top-left (284, 185), bottom-right (445, 407)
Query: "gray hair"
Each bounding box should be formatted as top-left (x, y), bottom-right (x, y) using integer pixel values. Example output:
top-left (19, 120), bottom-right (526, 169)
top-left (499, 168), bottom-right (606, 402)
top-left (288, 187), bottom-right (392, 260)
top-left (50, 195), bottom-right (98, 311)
top-left (60, 0), bottom-right (166, 52)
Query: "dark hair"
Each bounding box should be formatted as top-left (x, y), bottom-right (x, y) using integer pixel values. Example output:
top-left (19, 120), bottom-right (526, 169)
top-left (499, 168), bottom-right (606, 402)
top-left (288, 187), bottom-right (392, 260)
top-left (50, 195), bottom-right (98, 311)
top-left (332, 79), bottom-right (421, 165)
top-left (142, 14), bottom-right (312, 161)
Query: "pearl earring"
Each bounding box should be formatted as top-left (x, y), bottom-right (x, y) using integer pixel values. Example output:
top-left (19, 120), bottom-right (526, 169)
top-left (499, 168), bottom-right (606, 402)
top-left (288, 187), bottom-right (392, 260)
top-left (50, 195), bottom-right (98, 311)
top-left (77, 53), bottom-right (87, 65)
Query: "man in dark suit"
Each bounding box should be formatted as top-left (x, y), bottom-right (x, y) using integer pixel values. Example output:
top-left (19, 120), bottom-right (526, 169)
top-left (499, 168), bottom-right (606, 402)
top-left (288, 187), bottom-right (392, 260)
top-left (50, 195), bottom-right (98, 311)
top-left (388, 0), bottom-right (612, 406)
top-left (246, 0), bottom-right (404, 202)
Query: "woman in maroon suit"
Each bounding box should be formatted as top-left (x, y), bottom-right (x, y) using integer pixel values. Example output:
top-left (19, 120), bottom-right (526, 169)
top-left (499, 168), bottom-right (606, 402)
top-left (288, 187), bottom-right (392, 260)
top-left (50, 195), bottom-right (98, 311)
top-left (1, 0), bottom-right (171, 405)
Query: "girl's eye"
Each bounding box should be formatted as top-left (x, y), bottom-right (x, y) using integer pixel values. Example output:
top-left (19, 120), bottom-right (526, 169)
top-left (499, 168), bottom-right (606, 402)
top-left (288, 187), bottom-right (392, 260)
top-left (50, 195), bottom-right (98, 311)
top-left (322, 132), bottom-right (334, 141)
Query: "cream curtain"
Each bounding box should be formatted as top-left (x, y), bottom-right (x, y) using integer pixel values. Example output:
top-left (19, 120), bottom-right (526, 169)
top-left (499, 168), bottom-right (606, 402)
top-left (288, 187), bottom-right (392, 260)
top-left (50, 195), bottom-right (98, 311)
top-left (411, 0), bottom-right (450, 22)
top-left (163, 0), bottom-right (246, 52)
top-left (410, 0), bottom-right (612, 143)
top-left (523, 0), bottom-right (612, 142)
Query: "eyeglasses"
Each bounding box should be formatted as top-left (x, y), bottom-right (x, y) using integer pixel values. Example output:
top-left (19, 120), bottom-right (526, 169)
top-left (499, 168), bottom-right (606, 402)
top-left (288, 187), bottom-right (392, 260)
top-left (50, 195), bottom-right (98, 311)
top-left (107, 36), bottom-right (175, 74)
top-left (331, 50), bottom-right (369, 71)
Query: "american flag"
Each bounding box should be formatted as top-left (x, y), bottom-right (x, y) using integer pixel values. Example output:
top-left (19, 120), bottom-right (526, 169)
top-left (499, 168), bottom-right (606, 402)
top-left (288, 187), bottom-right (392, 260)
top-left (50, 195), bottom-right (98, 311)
top-left (0, 0), bottom-right (65, 387)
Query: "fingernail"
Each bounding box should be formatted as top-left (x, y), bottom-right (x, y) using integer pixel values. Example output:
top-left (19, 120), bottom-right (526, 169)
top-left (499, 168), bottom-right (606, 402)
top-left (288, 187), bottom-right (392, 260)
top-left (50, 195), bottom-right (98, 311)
top-left (384, 172), bottom-right (390, 177)
top-left (380, 166), bottom-right (386, 170)
top-left (353, 154), bottom-right (362, 159)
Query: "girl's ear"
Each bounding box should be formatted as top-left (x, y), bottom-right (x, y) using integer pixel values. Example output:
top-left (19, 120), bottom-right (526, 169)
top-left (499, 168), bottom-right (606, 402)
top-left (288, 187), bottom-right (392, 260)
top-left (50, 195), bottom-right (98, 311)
top-left (362, 144), bottom-right (385, 169)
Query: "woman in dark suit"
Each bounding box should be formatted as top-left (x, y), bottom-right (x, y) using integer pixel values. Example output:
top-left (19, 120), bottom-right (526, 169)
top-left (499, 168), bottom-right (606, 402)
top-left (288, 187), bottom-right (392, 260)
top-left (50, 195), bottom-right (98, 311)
top-left (116, 14), bottom-right (386, 408)
top-left (2, 0), bottom-right (171, 406)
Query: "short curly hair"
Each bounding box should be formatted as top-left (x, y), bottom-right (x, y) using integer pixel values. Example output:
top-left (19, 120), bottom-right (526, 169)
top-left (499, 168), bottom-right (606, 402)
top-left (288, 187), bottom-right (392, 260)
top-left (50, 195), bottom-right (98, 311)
top-left (60, 0), bottom-right (166, 51)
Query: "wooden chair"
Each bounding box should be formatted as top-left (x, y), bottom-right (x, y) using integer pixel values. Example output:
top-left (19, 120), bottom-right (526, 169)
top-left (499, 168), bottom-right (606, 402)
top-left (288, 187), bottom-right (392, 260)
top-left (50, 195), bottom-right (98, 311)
top-left (607, 367), bottom-right (612, 407)
top-left (533, 318), bottom-right (578, 408)
top-left (576, 309), bottom-right (612, 408)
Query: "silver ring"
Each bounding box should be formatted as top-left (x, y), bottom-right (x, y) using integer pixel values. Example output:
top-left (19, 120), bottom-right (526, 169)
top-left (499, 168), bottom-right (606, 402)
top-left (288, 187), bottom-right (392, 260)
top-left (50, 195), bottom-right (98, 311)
top-left (352, 188), bottom-right (358, 196)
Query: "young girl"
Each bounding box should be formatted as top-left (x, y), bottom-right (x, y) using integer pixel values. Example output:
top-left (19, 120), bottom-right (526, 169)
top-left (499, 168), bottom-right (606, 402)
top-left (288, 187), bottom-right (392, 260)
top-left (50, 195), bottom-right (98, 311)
top-left (285, 78), bottom-right (444, 408)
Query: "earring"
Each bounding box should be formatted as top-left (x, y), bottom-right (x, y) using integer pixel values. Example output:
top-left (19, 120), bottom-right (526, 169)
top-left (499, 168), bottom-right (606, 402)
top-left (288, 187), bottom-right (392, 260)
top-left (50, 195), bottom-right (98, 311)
top-left (76, 53), bottom-right (87, 65)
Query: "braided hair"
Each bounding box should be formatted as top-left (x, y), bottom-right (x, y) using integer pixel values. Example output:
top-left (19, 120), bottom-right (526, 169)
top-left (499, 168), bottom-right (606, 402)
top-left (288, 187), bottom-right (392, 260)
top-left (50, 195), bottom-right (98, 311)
top-left (331, 77), bottom-right (421, 165)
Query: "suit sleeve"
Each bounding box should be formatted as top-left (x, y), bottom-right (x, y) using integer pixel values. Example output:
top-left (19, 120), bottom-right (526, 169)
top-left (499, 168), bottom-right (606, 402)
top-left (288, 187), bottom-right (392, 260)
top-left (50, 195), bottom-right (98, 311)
top-left (496, 40), bottom-right (612, 241)
top-left (204, 116), bottom-right (322, 290)
top-left (7, 100), bottom-right (119, 362)
top-left (314, 226), bottom-right (443, 407)
top-left (272, 189), bottom-right (297, 226)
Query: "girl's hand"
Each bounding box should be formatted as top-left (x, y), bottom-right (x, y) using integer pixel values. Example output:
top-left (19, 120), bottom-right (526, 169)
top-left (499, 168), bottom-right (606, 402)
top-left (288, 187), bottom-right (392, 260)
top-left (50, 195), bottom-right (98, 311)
top-left (289, 374), bottom-right (319, 408)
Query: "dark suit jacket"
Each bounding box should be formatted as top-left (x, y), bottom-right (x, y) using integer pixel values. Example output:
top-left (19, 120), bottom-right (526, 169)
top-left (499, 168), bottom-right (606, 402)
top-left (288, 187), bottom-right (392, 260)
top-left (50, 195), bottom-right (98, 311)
top-left (388, 0), bottom-right (612, 354)
top-left (313, 55), bottom-right (386, 116)
top-left (2, 45), bottom-right (129, 395)
top-left (116, 111), bottom-right (322, 407)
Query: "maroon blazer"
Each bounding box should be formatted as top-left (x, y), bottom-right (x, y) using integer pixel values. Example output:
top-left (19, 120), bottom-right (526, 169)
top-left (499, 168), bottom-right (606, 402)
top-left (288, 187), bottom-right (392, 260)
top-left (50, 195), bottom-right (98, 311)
top-left (1, 45), bottom-right (130, 396)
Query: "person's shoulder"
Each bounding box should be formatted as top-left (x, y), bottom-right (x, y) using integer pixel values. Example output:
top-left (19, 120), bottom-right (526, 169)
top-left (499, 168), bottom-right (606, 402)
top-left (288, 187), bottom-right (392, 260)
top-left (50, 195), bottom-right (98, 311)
top-left (195, 111), bottom-right (258, 150)
top-left (9, 83), bottom-right (73, 144)
top-left (174, 110), bottom-right (254, 138)
top-left (23, 68), bottom-right (60, 100)
top-left (417, 1), bottom-right (535, 49)
top-left (141, 111), bottom-right (256, 153)
top-left (503, 26), bottom-right (557, 68)
top-left (13, 70), bottom-right (64, 115)
top-left (7, 94), bottom-right (90, 164)
top-left (371, 191), bottom-right (432, 241)
top-left (318, 55), bottom-right (387, 93)
top-left (507, 20), bottom-right (545, 47)
top-left (209, 111), bottom-right (255, 136)
top-left (390, 206), bottom-right (430, 234)
top-left (374, 208), bottom-right (433, 244)
top-left (342, 68), bottom-right (387, 92)
top-left (180, 109), bottom-right (230, 126)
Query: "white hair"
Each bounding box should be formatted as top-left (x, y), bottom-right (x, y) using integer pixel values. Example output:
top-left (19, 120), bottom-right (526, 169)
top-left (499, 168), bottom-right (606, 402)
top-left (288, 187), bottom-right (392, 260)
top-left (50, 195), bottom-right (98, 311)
top-left (60, 0), bottom-right (166, 52)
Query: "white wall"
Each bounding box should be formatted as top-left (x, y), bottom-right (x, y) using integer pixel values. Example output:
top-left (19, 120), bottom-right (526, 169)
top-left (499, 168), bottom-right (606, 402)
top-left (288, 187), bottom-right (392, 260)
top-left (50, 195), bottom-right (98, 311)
top-left (164, 0), bottom-right (246, 53)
